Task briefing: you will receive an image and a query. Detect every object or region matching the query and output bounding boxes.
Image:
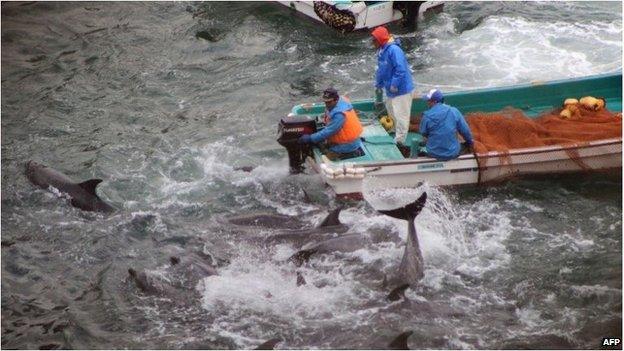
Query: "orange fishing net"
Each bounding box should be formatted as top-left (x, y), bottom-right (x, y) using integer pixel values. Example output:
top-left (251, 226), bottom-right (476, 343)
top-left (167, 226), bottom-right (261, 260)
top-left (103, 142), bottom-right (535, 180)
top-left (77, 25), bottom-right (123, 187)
top-left (465, 104), bottom-right (622, 171)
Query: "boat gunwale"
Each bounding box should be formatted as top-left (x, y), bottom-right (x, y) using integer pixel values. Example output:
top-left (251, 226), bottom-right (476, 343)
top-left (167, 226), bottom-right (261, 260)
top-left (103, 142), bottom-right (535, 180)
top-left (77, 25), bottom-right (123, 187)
top-left (290, 71), bottom-right (623, 114)
top-left (313, 137), bottom-right (622, 170)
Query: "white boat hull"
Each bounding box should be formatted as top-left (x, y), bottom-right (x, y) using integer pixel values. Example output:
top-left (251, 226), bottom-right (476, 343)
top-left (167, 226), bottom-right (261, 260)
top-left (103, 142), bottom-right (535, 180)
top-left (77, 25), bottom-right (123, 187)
top-left (276, 1), bottom-right (443, 31)
top-left (308, 138), bottom-right (622, 198)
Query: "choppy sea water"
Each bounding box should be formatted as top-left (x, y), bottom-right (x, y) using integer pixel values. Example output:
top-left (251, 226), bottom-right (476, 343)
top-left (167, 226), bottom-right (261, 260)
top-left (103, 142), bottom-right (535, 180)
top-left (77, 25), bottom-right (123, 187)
top-left (1, 1), bottom-right (622, 349)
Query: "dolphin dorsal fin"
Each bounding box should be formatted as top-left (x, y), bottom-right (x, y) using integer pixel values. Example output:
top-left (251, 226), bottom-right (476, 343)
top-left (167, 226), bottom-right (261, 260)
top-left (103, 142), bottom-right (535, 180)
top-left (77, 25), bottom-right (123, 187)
top-left (301, 189), bottom-right (313, 204)
top-left (378, 193), bottom-right (427, 221)
top-left (255, 338), bottom-right (282, 350)
top-left (78, 179), bottom-right (103, 195)
top-left (318, 206), bottom-right (343, 227)
top-left (389, 331), bottom-right (413, 350)
top-left (296, 271), bottom-right (307, 286)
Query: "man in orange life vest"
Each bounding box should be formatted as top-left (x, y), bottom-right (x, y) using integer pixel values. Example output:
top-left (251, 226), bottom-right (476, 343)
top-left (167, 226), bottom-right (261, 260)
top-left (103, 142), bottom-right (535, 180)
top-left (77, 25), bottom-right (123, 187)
top-left (298, 88), bottom-right (364, 160)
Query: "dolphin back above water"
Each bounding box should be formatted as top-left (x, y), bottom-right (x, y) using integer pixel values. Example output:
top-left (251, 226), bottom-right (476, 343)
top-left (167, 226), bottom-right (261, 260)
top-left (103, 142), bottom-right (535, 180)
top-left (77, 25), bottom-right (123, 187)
top-left (378, 192), bottom-right (427, 287)
top-left (288, 194), bottom-right (427, 281)
top-left (227, 206), bottom-right (349, 249)
top-left (25, 160), bottom-right (115, 213)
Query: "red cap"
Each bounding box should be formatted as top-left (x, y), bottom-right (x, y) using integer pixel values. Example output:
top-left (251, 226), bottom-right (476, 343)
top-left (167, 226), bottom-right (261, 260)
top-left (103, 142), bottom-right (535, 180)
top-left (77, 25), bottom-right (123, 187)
top-left (371, 26), bottom-right (390, 46)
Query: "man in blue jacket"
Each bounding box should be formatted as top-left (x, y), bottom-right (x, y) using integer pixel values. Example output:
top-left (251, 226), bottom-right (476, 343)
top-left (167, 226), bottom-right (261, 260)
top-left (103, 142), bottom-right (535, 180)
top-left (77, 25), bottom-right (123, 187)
top-left (419, 89), bottom-right (474, 160)
top-left (298, 88), bottom-right (364, 160)
top-left (371, 26), bottom-right (414, 156)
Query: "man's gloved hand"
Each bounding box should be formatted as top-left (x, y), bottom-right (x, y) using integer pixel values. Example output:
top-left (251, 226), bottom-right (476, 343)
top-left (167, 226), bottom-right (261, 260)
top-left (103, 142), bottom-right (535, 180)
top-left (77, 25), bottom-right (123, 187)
top-left (298, 134), bottom-right (312, 144)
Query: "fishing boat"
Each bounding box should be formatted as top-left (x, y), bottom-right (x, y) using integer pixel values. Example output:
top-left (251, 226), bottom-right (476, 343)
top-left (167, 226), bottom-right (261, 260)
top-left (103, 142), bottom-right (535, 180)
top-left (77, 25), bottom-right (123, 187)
top-left (277, 72), bottom-right (622, 199)
top-left (276, 1), bottom-right (444, 32)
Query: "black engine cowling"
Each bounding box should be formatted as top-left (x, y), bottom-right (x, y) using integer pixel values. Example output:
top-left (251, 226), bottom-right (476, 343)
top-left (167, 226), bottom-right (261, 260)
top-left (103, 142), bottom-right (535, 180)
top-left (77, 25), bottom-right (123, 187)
top-left (277, 115), bottom-right (317, 173)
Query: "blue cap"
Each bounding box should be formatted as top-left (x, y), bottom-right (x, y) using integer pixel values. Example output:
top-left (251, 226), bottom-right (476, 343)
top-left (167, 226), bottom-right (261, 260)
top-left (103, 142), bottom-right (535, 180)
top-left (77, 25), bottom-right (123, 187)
top-left (422, 89), bottom-right (444, 103)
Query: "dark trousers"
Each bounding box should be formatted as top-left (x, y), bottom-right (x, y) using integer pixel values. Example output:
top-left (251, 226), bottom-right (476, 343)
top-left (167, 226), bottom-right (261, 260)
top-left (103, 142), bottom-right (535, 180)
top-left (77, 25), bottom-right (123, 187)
top-left (319, 144), bottom-right (365, 161)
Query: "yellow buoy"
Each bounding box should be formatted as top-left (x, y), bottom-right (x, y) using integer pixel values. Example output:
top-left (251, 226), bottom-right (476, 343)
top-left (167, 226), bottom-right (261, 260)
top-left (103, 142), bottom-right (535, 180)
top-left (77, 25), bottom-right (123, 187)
top-left (559, 109), bottom-right (572, 119)
top-left (580, 96), bottom-right (605, 111)
top-left (380, 115), bottom-right (394, 131)
top-left (563, 98), bottom-right (578, 106)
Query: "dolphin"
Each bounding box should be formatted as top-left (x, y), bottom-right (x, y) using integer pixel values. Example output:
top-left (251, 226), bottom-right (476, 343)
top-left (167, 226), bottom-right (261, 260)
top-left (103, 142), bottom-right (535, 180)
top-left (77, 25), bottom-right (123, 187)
top-left (226, 212), bottom-right (305, 229)
top-left (127, 268), bottom-right (177, 296)
top-left (25, 160), bottom-right (114, 213)
top-left (254, 338), bottom-right (282, 350)
top-left (289, 193), bottom-right (427, 297)
top-left (128, 252), bottom-right (218, 296)
top-left (388, 331), bottom-right (413, 350)
top-left (226, 205), bottom-right (343, 230)
top-left (288, 228), bottom-right (400, 266)
top-left (228, 207), bottom-right (349, 248)
top-left (377, 192), bottom-right (427, 287)
top-left (169, 253), bottom-right (218, 289)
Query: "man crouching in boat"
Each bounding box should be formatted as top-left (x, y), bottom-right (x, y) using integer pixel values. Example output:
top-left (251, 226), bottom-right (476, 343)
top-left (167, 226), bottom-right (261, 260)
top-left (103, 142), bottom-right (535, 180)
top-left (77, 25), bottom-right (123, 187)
top-left (417, 89), bottom-right (474, 160)
top-left (298, 88), bottom-right (365, 160)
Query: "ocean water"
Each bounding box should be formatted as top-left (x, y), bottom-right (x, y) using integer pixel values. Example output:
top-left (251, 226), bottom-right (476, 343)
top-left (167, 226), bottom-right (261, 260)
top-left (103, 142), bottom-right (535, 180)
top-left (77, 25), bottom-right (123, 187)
top-left (1, 1), bottom-right (621, 349)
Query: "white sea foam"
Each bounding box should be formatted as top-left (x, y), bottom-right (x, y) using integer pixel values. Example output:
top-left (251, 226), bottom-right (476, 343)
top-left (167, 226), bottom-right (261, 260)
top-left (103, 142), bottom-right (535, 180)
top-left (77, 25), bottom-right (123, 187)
top-left (515, 304), bottom-right (545, 328)
top-left (198, 246), bottom-right (376, 348)
top-left (413, 13), bottom-right (621, 91)
top-left (569, 284), bottom-right (622, 299)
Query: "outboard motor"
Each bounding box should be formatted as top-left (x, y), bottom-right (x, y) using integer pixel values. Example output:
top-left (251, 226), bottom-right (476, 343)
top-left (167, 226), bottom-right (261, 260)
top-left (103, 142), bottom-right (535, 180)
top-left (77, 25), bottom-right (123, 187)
top-left (277, 114), bottom-right (317, 173)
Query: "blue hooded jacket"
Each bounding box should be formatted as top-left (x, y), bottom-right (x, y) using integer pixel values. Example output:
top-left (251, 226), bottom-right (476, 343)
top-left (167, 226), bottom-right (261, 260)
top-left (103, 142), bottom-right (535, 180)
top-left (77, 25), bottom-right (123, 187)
top-left (375, 39), bottom-right (414, 98)
top-left (419, 103), bottom-right (474, 160)
top-left (310, 97), bottom-right (363, 153)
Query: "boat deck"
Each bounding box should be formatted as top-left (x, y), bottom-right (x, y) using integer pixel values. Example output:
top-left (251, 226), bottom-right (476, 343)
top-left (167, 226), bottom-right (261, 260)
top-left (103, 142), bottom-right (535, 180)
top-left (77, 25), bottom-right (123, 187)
top-left (313, 124), bottom-right (421, 163)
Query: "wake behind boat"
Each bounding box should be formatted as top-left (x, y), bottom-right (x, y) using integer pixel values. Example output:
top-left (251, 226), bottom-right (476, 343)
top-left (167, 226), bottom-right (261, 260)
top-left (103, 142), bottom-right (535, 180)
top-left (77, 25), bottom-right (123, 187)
top-left (277, 72), bottom-right (622, 198)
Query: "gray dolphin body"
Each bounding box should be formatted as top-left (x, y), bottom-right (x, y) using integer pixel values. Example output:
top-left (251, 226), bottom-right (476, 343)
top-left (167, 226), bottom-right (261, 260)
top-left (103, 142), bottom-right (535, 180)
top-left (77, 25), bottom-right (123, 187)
top-left (377, 192), bottom-right (427, 287)
top-left (289, 228), bottom-right (399, 266)
top-left (128, 252), bottom-right (218, 296)
top-left (127, 268), bottom-right (177, 296)
top-left (25, 161), bottom-right (114, 213)
top-left (226, 212), bottom-right (305, 229)
top-left (228, 207), bottom-right (349, 248)
top-left (291, 193), bottom-right (427, 290)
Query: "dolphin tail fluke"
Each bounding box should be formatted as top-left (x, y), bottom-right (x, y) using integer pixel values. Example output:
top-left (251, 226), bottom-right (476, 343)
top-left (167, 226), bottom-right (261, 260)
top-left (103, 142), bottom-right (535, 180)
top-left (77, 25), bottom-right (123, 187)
top-left (255, 338), bottom-right (282, 350)
top-left (387, 283), bottom-right (409, 301)
top-left (317, 206), bottom-right (343, 228)
top-left (388, 331), bottom-right (413, 350)
top-left (377, 192), bottom-right (427, 221)
top-left (77, 179), bottom-right (104, 195)
top-left (289, 249), bottom-right (317, 267)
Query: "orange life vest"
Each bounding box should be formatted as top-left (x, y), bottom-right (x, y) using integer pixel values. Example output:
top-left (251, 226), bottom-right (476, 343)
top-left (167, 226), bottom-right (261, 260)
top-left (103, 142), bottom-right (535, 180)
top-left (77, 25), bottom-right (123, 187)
top-left (323, 98), bottom-right (363, 144)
